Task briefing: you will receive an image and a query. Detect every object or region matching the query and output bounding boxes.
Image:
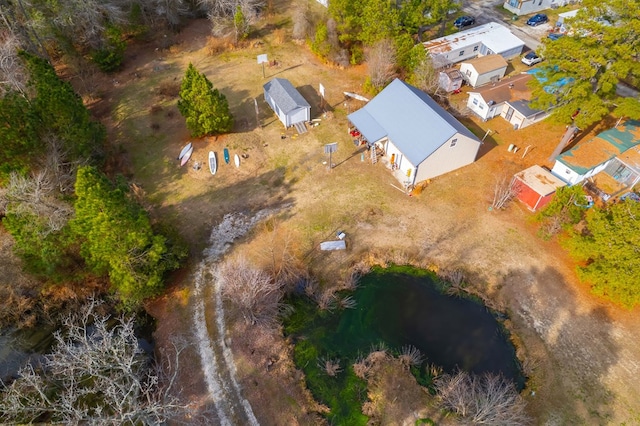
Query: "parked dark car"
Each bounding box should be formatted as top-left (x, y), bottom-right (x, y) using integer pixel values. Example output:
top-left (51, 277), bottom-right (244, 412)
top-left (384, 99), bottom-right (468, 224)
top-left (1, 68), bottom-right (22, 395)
top-left (454, 16), bottom-right (476, 29)
top-left (527, 14), bottom-right (548, 26)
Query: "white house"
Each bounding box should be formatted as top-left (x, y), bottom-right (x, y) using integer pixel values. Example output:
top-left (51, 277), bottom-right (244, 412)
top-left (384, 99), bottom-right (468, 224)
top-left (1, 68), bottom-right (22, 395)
top-left (551, 120), bottom-right (640, 186)
top-left (263, 78), bottom-right (311, 128)
top-left (459, 54), bottom-right (508, 88)
top-left (347, 79), bottom-right (482, 186)
top-left (423, 22), bottom-right (525, 65)
top-left (503, 0), bottom-right (574, 16)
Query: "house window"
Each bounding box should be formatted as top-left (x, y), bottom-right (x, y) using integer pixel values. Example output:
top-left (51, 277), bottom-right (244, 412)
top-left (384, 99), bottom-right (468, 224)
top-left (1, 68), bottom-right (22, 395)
top-left (472, 98), bottom-right (479, 105)
top-left (508, 0), bottom-right (518, 6)
top-left (459, 50), bottom-right (465, 56)
top-left (466, 70), bottom-right (472, 77)
top-left (473, 46), bottom-right (479, 52)
top-left (565, 169), bottom-right (571, 174)
top-left (450, 138), bottom-right (458, 147)
top-left (479, 104), bottom-right (484, 110)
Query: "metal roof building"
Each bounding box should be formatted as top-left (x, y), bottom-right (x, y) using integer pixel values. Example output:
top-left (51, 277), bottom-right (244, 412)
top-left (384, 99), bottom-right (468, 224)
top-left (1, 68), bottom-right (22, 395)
top-left (263, 78), bottom-right (311, 128)
top-left (423, 22), bottom-right (525, 64)
top-left (347, 79), bottom-right (481, 186)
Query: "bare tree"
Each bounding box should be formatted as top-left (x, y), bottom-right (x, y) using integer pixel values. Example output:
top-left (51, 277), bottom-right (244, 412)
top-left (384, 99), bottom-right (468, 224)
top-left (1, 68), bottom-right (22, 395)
top-left (1, 170), bottom-right (73, 235)
top-left (148, 0), bottom-right (191, 29)
top-left (291, 4), bottom-right (311, 41)
top-left (50, 0), bottom-right (127, 49)
top-left (217, 256), bottom-right (286, 326)
top-left (491, 175), bottom-right (519, 210)
top-left (409, 52), bottom-right (451, 102)
top-left (0, 300), bottom-right (189, 424)
top-left (0, 32), bottom-right (27, 95)
top-left (435, 371), bottom-right (530, 425)
top-left (199, 0), bottom-right (263, 37)
top-left (366, 38), bottom-right (396, 91)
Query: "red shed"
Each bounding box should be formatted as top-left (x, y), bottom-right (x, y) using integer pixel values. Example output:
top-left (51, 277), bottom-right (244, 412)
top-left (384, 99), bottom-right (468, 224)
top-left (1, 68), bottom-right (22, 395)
top-left (512, 165), bottom-right (567, 212)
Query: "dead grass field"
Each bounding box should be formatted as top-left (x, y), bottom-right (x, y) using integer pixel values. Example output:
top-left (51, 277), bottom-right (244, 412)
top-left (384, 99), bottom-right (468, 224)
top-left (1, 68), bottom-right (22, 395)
top-left (79, 3), bottom-right (640, 424)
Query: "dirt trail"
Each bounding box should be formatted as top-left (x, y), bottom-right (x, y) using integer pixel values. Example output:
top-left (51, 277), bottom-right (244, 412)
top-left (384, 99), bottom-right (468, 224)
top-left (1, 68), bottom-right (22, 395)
top-left (191, 208), bottom-right (287, 425)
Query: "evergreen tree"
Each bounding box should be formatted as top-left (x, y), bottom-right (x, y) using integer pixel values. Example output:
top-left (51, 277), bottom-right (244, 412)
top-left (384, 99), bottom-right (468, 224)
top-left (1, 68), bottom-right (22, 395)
top-left (70, 166), bottom-right (186, 307)
top-left (22, 52), bottom-right (105, 160)
top-left (565, 199), bottom-right (640, 308)
top-left (177, 63), bottom-right (233, 137)
top-left (0, 91), bottom-right (41, 181)
top-left (530, 0), bottom-right (640, 128)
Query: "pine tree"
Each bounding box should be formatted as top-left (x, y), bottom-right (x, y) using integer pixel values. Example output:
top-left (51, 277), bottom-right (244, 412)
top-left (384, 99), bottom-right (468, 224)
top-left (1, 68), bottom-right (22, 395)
top-left (529, 0), bottom-right (640, 128)
top-left (177, 63), bottom-right (233, 137)
top-left (565, 200), bottom-right (640, 308)
top-left (71, 166), bottom-right (186, 307)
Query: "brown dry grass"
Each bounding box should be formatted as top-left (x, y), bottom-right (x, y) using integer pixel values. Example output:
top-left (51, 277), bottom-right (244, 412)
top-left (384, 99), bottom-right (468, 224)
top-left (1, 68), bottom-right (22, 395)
top-left (80, 3), bottom-right (640, 424)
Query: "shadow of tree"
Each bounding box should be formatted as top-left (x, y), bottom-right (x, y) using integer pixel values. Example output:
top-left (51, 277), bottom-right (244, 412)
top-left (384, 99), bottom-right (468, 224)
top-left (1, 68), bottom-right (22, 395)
top-left (495, 266), bottom-right (618, 423)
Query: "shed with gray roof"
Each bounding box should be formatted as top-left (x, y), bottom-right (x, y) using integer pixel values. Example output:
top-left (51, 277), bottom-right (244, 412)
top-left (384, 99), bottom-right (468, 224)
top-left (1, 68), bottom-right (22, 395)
top-left (263, 78), bottom-right (311, 128)
top-left (347, 79), bottom-right (481, 186)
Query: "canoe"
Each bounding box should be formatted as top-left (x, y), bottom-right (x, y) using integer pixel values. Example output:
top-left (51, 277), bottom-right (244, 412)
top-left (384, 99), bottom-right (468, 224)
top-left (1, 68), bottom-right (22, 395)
top-left (178, 142), bottom-right (192, 160)
top-left (234, 154), bottom-right (240, 168)
top-left (208, 151), bottom-right (217, 175)
top-left (180, 146), bottom-right (193, 166)
top-left (223, 148), bottom-right (230, 164)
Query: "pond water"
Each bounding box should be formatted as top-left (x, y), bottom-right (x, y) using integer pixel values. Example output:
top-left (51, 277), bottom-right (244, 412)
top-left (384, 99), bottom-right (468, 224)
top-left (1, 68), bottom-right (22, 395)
top-left (285, 265), bottom-right (524, 424)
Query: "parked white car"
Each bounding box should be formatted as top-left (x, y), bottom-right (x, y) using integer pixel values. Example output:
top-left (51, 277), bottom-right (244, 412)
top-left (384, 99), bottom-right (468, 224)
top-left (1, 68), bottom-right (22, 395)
top-left (521, 52), bottom-right (543, 66)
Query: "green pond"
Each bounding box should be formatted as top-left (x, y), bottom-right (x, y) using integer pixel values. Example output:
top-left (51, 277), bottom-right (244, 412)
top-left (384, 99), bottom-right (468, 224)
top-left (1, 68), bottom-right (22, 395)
top-left (284, 265), bottom-right (524, 424)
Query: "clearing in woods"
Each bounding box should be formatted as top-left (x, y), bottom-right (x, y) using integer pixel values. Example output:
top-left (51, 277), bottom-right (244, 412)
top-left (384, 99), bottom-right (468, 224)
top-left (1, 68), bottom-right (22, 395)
top-left (87, 3), bottom-right (640, 424)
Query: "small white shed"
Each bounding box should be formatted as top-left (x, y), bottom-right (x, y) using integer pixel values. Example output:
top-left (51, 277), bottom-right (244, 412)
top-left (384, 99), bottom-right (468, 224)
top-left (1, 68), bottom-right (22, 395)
top-left (438, 69), bottom-right (464, 92)
top-left (460, 54), bottom-right (508, 88)
top-left (263, 78), bottom-right (311, 128)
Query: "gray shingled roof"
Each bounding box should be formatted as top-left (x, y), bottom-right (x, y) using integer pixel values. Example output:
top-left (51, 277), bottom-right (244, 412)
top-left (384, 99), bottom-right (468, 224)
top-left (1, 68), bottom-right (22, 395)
top-left (263, 78), bottom-right (310, 113)
top-left (348, 79), bottom-right (479, 166)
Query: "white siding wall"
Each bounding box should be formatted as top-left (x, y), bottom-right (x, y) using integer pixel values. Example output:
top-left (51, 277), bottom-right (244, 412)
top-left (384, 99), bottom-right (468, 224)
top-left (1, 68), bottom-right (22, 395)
top-left (467, 93), bottom-right (503, 120)
top-left (551, 159), bottom-right (613, 185)
top-left (289, 107), bottom-right (310, 126)
top-left (503, 0), bottom-right (554, 16)
top-left (414, 133), bottom-right (481, 183)
top-left (433, 43), bottom-right (483, 64)
top-left (475, 67), bottom-right (507, 87)
top-left (460, 63), bottom-right (480, 86)
top-left (461, 65), bottom-right (508, 87)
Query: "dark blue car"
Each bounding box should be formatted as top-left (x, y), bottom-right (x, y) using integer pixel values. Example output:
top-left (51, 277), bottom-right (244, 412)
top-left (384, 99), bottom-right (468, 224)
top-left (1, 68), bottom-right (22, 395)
top-left (454, 16), bottom-right (475, 29)
top-left (527, 14), bottom-right (548, 26)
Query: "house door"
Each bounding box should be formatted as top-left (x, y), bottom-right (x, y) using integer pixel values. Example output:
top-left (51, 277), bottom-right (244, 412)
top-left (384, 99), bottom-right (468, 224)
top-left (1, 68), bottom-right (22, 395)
top-left (505, 107), bottom-right (514, 121)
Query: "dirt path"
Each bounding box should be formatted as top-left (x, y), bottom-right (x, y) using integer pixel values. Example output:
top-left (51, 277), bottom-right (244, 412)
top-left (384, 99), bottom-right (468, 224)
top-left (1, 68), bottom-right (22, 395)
top-left (191, 208), bottom-right (288, 425)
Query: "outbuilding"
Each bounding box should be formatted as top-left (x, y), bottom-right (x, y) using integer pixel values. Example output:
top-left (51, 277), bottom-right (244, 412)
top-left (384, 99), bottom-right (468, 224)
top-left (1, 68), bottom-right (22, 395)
top-left (459, 54), bottom-right (508, 88)
top-left (438, 68), bottom-right (464, 92)
top-left (263, 78), bottom-right (311, 128)
top-left (423, 22), bottom-right (525, 65)
top-left (512, 165), bottom-right (567, 211)
top-left (347, 79), bottom-right (482, 187)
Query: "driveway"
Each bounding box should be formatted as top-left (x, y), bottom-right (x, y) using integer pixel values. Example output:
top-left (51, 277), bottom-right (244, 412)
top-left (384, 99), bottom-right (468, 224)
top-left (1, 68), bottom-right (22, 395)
top-left (461, 0), bottom-right (544, 50)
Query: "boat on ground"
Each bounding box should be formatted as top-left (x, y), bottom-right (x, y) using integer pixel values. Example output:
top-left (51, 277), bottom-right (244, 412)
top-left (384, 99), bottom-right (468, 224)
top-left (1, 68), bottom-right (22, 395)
top-left (223, 148), bottom-right (230, 164)
top-left (178, 142), bottom-right (192, 160)
top-left (180, 146), bottom-right (193, 166)
top-left (208, 151), bottom-right (217, 175)
top-left (234, 154), bottom-right (240, 168)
